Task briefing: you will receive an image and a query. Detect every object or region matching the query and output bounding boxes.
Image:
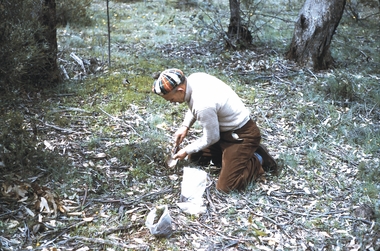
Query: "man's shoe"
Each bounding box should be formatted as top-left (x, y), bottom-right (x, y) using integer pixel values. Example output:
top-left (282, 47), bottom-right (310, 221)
top-left (255, 144), bottom-right (279, 176)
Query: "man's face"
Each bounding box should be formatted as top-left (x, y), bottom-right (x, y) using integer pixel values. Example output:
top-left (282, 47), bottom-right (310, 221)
top-left (162, 86), bottom-right (185, 104)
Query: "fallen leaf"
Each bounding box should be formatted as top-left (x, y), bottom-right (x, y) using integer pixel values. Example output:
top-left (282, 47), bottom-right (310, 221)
top-left (7, 219), bottom-right (20, 229)
top-left (156, 122), bottom-right (168, 130)
top-left (320, 231), bottom-right (332, 238)
top-left (67, 212), bottom-right (83, 216)
top-left (43, 140), bottom-right (55, 151)
top-left (83, 217), bottom-right (94, 222)
top-left (39, 197), bottom-right (51, 213)
top-left (24, 206), bottom-right (36, 217)
top-left (134, 238), bottom-right (145, 244)
top-left (14, 184), bottom-right (29, 198)
top-left (76, 247), bottom-right (90, 251)
top-left (95, 152), bottom-right (107, 159)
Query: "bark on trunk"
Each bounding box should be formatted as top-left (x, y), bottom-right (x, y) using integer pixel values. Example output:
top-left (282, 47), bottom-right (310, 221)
top-left (40, 0), bottom-right (60, 84)
top-left (286, 0), bottom-right (346, 70)
top-left (227, 0), bottom-right (252, 49)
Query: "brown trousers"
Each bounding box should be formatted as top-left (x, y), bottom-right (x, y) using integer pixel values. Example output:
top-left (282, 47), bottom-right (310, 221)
top-left (190, 119), bottom-right (264, 192)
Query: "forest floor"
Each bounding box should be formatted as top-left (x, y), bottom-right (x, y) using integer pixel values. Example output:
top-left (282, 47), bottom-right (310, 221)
top-left (1, 0), bottom-right (380, 250)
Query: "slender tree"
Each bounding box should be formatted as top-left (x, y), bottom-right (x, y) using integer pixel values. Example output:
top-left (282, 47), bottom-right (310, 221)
top-left (40, 0), bottom-right (60, 84)
top-left (286, 0), bottom-right (346, 70)
top-left (227, 0), bottom-right (253, 49)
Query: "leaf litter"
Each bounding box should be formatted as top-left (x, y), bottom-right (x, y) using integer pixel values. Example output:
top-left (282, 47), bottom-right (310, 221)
top-left (1, 0), bottom-right (380, 250)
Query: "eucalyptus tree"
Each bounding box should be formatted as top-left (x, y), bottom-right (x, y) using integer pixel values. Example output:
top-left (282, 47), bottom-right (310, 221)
top-left (286, 0), bottom-right (346, 70)
top-left (227, 0), bottom-right (253, 49)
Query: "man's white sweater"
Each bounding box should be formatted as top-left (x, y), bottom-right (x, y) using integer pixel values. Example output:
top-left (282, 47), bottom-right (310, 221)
top-left (182, 72), bottom-right (251, 155)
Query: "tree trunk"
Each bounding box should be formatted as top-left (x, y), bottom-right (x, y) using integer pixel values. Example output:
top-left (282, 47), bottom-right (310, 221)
top-left (286, 0), bottom-right (346, 70)
top-left (40, 0), bottom-right (60, 85)
top-left (227, 0), bottom-right (252, 49)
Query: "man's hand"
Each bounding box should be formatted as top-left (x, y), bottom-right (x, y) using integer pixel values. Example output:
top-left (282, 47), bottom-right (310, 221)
top-left (173, 148), bottom-right (188, 160)
top-left (174, 126), bottom-right (189, 146)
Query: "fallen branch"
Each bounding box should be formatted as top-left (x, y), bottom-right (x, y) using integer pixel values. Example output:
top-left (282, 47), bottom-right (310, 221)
top-left (81, 184), bottom-right (88, 207)
top-left (38, 119), bottom-right (78, 134)
top-left (44, 123), bottom-right (77, 134)
top-left (91, 187), bottom-right (173, 206)
top-left (99, 107), bottom-right (140, 136)
top-left (70, 236), bottom-right (130, 248)
top-left (103, 220), bottom-right (144, 235)
top-left (340, 215), bottom-right (379, 226)
top-left (205, 184), bottom-right (216, 212)
top-left (243, 197), bottom-right (291, 238)
top-left (193, 221), bottom-right (247, 242)
top-left (70, 52), bottom-right (86, 74)
top-left (38, 220), bottom-right (89, 248)
top-left (52, 107), bottom-right (90, 113)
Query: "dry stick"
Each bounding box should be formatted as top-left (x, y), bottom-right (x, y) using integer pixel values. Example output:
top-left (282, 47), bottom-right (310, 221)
top-left (243, 198), bottom-right (291, 239)
top-left (98, 107), bottom-right (139, 136)
top-left (205, 179), bottom-right (216, 212)
top-left (359, 11), bottom-right (380, 21)
top-left (81, 184), bottom-right (88, 208)
top-left (39, 119), bottom-right (77, 134)
top-left (39, 220), bottom-right (89, 248)
top-left (366, 102), bottom-right (377, 117)
top-left (255, 199), bottom-right (356, 221)
top-left (51, 107), bottom-right (89, 113)
top-left (321, 147), bottom-right (358, 167)
top-left (340, 215), bottom-right (379, 226)
top-left (274, 75), bottom-right (293, 85)
top-left (255, 201), bottom-right (315, 217)
top-left (103, 220), bottom-right (145, 235)
top-left (91, 187), bottom-right (173, 205)
top-left (191, 222), bottom-right (250, 242)
top-left (71, 236), bottom-right (130, 248)
top-left (306, 68), bottom-right (318, 79)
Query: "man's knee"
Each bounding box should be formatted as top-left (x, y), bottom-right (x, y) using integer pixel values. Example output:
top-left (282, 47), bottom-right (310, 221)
top-left (216, 181), bottom-right (231, 193)
top-left (216, 175), bottom-right (247, 193)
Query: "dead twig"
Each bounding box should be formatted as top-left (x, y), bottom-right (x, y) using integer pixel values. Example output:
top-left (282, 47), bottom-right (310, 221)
top-left (81, 184), bottom-right (88, 207)
top-left (39, 220), bottom-right (89, 248)
top-left (51, 107), bottom-right (90, 113)
top-left (192, 221), bottom-right (248, 242)
top-left (340, 215), bottom-right (379, 226)
top-left (38, 119), bottom-right (77, 134)
top-left (99, 107), bottom-right (140, 136)
top-left (243, 197), bottom-right (291, 239)
top-left (205, 179), bottom-right (216, 212)
top-left (91, 187), bottom-right (173, 206)
top-left (103, 219), bottom-right (144, 235)
top-left (70, 236), bottom-right (130, 248)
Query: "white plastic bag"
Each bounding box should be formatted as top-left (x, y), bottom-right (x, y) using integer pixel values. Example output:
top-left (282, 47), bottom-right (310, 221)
top-left (177, 167), bottom-right (207, 214)
top-left (145, 205), bottom-right (173, 237)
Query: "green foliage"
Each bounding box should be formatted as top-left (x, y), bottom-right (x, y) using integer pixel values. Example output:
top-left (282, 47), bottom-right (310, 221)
top-left (0, 112), bottom-right (37, 170)
top-left (110, 140), bottom-right (166, 181)
top-left (86, 136), bottom-right (102, 150)
top-left (56, 0), bottom-right (93, 27)
top-left (0, 0), bottom-right (59, 91)
top-left (0, 112), bottom-right (69, 180)
top-left (358, 160), bottom-right (380, 184)
top-left (324, 74), bottom-right (356, 102)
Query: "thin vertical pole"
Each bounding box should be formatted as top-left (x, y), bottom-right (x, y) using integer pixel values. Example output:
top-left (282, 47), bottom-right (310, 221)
top-left (106, 0), bottom-right (111, 67)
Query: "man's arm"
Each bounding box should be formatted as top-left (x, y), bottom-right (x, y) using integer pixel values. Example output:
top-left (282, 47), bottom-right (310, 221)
top-left (182, 108), bottom-right (220, 155)
top-left (182, 109), bottom-right (196, 128)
